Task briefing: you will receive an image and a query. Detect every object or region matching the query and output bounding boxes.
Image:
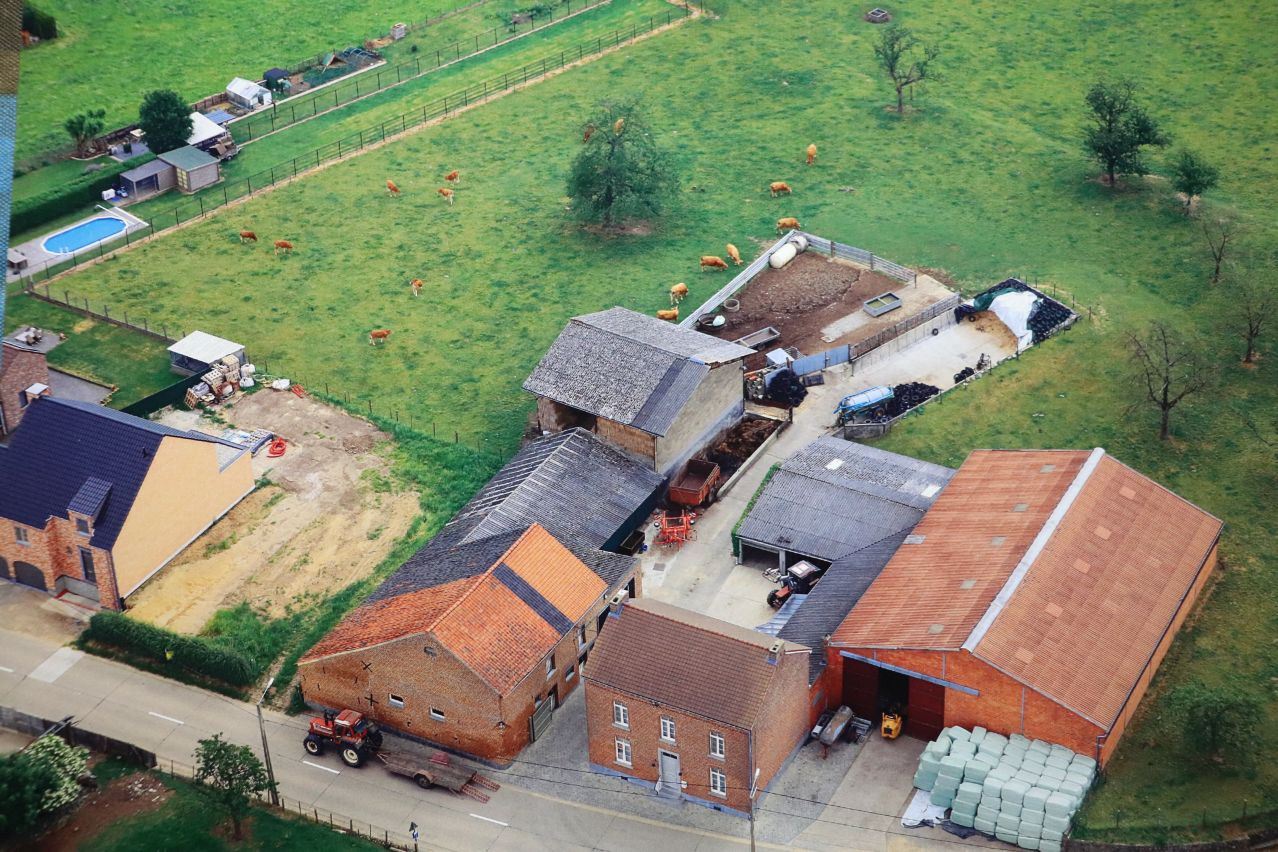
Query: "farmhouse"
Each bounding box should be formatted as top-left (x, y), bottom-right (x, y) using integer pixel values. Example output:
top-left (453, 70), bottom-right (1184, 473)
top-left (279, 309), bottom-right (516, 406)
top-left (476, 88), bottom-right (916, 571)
top-left (827, 448), bottom-right (1222, 763)
top-left (584, 597), bottom-right (811, 815)
top-left (525, 307), bottom-right (754, 474)
top-left (0, 340), bottom-right (50, 438)
top-left (0, 397), bottom-right (253, 609)
top-left (300, 428), bottom-right (661, 762)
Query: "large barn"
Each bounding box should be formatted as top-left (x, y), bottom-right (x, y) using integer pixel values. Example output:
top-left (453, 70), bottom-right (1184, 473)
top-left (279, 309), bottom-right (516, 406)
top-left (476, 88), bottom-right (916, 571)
top-left (827, 448), bottom-right (1221, 764)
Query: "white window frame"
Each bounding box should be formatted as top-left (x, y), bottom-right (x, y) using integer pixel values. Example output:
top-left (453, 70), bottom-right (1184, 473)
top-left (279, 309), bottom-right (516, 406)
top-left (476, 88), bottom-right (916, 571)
top-left (429, 708), bottom-right (445, 722)
top-left (660, 716), bottom-right (676, 744)
top-left (615, 738), bottom-right (632, 767)
top-left (545, 655), bottom-right (556, 680)
top-left (613, 701), bottom-right (629, 729)
top-left (565, 663), bottom-right (576, 681)
top-left (709, 732), bottom-right (725, 759)
top-left (75, 517), bottom-right (91, 536)
top-left (709, 767), bottom-right (727, 797)
top-left (14, 526), bottom-right (29, 546)
top-left (388, 693), bottom-right (405, 709)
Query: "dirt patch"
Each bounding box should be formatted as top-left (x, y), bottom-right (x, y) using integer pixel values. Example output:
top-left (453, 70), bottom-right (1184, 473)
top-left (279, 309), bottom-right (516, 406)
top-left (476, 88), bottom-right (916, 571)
top-left (25, 771), bottom-right (171, 852)
top-left (125, 391), bottom-right (420, 633)
top-left (701, 416), bottom-right (781, 479)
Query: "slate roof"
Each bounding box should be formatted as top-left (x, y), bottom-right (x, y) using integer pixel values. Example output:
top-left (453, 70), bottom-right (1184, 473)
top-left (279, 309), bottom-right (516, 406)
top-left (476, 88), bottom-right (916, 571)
top-left (585, 598), bottom-right (810, 730)
top-left (737, 437), bottom-right (954, 563)
top-left (67, 477), bottom-right (113, 520)
top-left (523, 308), bottom-right (752, 436)
top-left (0, 398), bottom-right (237, 550)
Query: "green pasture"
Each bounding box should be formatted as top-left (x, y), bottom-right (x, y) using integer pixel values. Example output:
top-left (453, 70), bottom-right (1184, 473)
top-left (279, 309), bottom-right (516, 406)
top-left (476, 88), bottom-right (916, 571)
top-left (11, 0), bottom-right (1278, 833)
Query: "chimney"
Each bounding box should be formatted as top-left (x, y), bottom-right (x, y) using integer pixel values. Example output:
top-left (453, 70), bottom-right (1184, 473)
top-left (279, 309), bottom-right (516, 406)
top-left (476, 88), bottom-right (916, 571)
top-left (608, 591), bottom-right (628, 618)
top-left (767, 639), bottom-right (783, 665)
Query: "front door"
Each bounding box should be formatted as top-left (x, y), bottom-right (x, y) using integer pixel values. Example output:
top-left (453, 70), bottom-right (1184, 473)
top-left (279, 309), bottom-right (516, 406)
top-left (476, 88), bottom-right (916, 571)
top-left (657, 750), bottom-right (681, 798)
top-left (79, 548), bottom-right (96, 584)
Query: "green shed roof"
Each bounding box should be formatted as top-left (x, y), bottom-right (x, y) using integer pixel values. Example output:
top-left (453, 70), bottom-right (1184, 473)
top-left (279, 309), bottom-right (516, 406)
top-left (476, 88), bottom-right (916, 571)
top-left (158, 145), bottom-right (219, 172)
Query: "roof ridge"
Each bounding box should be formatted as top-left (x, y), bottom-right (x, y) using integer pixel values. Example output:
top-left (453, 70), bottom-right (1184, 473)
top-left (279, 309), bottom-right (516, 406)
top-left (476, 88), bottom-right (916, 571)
top-left (631, 599), bottom-right (792, 652)
top-left (573, 313), bottom-right (691, 362)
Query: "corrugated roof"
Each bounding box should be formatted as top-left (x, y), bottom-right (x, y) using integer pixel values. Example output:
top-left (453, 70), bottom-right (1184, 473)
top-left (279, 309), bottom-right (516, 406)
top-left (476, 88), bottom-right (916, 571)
top-left (522, 308), bottom-right (751, 436)
top-left (737, 437), bottom-right (954, 562)
top-left (186, 112), bottom-right (227, 147)
top-left (585, 598), bottom-right (809, 729)
top-left (120, 159), bottom-right (172, 183)
top-left (168, 331), bottom-right (243, 365)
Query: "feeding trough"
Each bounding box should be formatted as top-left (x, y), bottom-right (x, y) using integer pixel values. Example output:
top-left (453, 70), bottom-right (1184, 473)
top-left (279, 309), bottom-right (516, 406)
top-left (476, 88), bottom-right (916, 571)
top-left (863, 291), bottom-right (903, 317)
top-left (865, 8), bottom-right (892, 23)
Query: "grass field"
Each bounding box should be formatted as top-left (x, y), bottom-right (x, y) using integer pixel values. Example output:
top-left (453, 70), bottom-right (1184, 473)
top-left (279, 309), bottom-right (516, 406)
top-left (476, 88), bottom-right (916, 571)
top-left (12, 0), bottom-right (1278, 835)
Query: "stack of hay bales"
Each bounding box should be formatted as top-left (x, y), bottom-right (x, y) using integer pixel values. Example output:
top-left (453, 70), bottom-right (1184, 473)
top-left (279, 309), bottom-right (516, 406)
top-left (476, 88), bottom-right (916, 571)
top-left (912, 726), bottom-right (1095, 851)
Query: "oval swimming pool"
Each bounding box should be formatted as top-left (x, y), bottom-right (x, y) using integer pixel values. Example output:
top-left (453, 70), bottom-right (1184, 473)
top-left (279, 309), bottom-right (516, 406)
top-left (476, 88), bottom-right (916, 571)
top-left (42, 216), bottom-right (128, 254)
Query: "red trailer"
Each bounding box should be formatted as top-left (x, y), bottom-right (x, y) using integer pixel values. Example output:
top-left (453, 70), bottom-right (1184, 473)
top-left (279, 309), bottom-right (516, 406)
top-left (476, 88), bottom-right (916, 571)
top-left (668, 459), bottom-right (722, 507)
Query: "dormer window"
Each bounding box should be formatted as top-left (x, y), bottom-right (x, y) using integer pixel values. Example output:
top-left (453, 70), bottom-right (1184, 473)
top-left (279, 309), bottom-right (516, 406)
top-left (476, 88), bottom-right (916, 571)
top-left (75, 517), bottom-right (91, 536)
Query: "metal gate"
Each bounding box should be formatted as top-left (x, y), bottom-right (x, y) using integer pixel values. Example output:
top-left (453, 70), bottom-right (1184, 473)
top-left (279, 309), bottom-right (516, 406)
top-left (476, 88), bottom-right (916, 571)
top-left (791, 344), bottom-right (851, 377)
top-left (529, 697), bottom-right (554, 742)
top-left (841, 657), bottom-right (878, 720)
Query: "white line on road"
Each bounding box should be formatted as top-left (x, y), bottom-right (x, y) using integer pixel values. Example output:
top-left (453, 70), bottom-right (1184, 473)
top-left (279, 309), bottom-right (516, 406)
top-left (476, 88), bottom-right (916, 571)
top-left (469, 814), bottom-right (508, 827)
top-left (28, 647), bottom-right (83, 683)
top-left (302, 760), bottom-right (340, 775)
top-left (0, 666), bottom-right (14, 673)
top-left (147, 711), bottom-right (184, 725)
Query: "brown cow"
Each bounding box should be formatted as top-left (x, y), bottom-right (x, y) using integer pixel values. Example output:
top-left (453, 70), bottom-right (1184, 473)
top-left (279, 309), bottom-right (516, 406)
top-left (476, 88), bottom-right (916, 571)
top-left (274, 240), bottom-right (294, 254)
top-left (444, 170), bottom-right (459, 185)
top-left (582, 124), bottom-right (596, 143)
top-left (239, 230), bottom-right (258, 243)
top-left (656, 307), bottom-right (679, 322)
top-left (806, 143), bottom-right (817, 166)
top-left (613, 117), bottom-right (625, 135)
top-left (438, 187), bottom-right (454, 205)
top-left (726, 243), bottom-right (743, 265)
top-left (776, 217), bottom-right (800, 233)
top-left (700, 256), bottom-right (729, 271)
top-left (669, 282), bottom-right (689, 305)
top-left (369, 329), bottom-right (393, 345)
top-left (387, 179), bottom-right (401, 196)
top-left (769, 181), bottom-right (792, 197)
top-left (410, 278), bottom-right (423, 297)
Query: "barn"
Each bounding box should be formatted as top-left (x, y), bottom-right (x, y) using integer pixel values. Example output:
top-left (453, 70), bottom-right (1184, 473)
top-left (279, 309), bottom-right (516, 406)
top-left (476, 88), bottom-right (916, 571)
top-left (827, 448), bottom-right (1222, 764)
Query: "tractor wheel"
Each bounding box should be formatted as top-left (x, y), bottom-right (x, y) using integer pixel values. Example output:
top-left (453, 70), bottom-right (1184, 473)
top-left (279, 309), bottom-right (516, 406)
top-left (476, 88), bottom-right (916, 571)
top-left (415, 774), bottom-right (432, 790)
top-left (367, 730), bottom-right (384, 751)
top-left (341, 745), bottom-right (364, 767)
top-left (303, 736), bottom-right (323, 756)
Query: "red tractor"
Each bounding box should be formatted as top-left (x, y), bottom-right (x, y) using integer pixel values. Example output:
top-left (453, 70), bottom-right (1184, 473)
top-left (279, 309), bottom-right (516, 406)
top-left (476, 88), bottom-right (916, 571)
top-left (303, 709), bottom-right (383, 767)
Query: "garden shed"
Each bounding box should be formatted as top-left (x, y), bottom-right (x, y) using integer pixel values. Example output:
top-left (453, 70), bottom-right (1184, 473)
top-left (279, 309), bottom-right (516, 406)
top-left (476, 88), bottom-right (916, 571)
top-left (226, 77), bottom-right (272, 109)
top-left (118, 158), bottom-right (176, 199)
top-left (263, 68), bottom-right (291, 92)
top-left (158, 146), bottom-right (220, 194)
top-left (168, 331), bottom-right (245, 376)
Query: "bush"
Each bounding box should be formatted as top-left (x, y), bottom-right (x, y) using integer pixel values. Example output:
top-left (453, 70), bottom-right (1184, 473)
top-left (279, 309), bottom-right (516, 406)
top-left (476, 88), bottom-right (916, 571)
top-left (24, 736), bottom-right (88, 813)
top-left (0, 752), bottom-right (57, 839)
top-left (84, 612), bottom-right (258, 686)
top-left (22, 3), bottom-right (57, 40)
top-left (9, 157), bottom-right (149, 238)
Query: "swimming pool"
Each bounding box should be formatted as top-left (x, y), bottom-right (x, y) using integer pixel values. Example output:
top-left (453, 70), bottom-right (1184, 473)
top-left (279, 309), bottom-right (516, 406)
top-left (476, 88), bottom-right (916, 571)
top-left (42, 216), bottom-right (128, 254)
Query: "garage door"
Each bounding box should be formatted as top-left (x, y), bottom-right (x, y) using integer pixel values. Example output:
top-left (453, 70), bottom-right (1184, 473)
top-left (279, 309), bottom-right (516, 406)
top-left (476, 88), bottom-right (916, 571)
top-left (908, 677), bottom-right (945, 741)
top-left (841, 657), bottom-right (878, 720)
top-left (13, 562), bottom-right (46, 591)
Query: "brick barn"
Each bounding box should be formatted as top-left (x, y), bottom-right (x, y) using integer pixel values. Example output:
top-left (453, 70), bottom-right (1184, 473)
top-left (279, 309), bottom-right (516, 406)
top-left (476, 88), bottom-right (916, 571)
top-left (584, 598), bottom-right (811, 815)
top-left (827, 448), bottom-right (1222, 764)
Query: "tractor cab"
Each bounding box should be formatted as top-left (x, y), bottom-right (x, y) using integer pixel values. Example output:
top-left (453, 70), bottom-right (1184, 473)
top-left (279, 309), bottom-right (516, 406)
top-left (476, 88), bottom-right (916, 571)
top-left (304, 708), bottom-right (383, 767)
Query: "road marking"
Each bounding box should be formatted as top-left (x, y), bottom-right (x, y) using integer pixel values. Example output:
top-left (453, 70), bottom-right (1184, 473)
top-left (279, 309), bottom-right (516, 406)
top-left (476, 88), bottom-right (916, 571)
top-left (0, 666), bottom-right (14, 673)
top-left (469, 814), bottom-right (508, 827)
top-left (147, 711), bottom-right (184, 725)
top-left (302, 760), bottom-right (340, 775)
top-left (28, 647), bottom-right (83, 683)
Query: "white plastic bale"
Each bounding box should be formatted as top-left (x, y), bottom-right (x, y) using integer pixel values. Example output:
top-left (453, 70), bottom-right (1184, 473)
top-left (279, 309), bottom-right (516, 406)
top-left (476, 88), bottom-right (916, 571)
top-left (768, 242), bottom-right (798, 269)
top-left (1042, 813), bottom-right (1070, 834)
top-left (1045, 751), bottom-right (1072, 770)
top-left (977, 804), bottom-right (1000, 822)
top-left (1009, 733), bottom-right (1030, 746)
top-left (1070, 755), bottom-right (1098, 772)
top-left (1044, 793), bottom-right (1073, 818)
top-left (963, 760), bottom-right (992, 784)
top-left (1023, 787), bottom-right (1050, 811)
top-left (983, 777), bottom-right (1007, 799)
top-left (1020, 808), bottom-right (1045, 827)
top-left (1040, 765), bottom-right (1067, 783)
top-left (996, 813), bottom-right (1021, 832)
top-left (974, 816), bottom-right (997, 835)
top-left (970, 726), bottom-right (988, 746)
top-left (1057, 779), bottom-right (1085, 799)
top-left (1040, 828), bottom-right (1064, 843)
top-left (1014, 770), bottom-right (1040, 787)
top-left (951, 740), bottom-right (977, 759)
top-left (1002, 779), bottom-right (1031, 805)
top-left (929, 787), bottom-right (955, 808)
top-left (1039, 841), bottom-right (1062, 852)
top-left (956, 782), bottom-right (983, 803)
top-left (1017, 837), bottom-right (1041, 851)
top-left (934, 734), bottom-right (953, 754)
top-left (913, 770), bottom-right (938, 792)
top-left (989, 764), bottom-right (1017, 783)
top-left (946, 726), bottom-right (972, 742)
top-left (951, 800), bottom-right (977, 818)
top-left (1001, 800), bottom-right (1023, 819)
top-left (1001, 750), bottom-right (1024, 770)
top-left (938, 755), bottom-right (968, 779)
top-left (996, 828), bottom-right (1020, 844)
top-left (1028, 740), bottom-right (1052, 756)
top-left (1019, 822), bottom-right (1043, 840)
top-left (951, 810), bottom-right (976, 828)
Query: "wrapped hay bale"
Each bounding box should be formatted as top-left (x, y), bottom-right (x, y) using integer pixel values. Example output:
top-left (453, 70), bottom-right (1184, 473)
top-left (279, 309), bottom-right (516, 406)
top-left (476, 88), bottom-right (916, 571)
top-left (963, 759), bottom-right (992, 784)
top-left (1069, 754), bottom-right (1097, 773)
top-left (938, 755), bottom-right (967, 781)
top-left (933, 733), bottom-right (954, 754)
top-left (977, 802), bottom-right (1000, 823)
top-left (1013, 769), bottom-right (1041, 787)
top-left (913, 768), bottom-right (938, 791)
top-left (1039, 840), bottom-right (1062, 852)
top-left (1043, 813), bottom-right (1071, 835)
top-left (1022, 750), bottom-right (1046, 770)
top-left (1001, 799), bottom-right (1023, 819)
top-left (982, 776), bottom-right (1007, 800)
top-left (1002, 779), bottom-right (1031, 806)
top-left (1057, 779), bottom-right (1085, 799)
top-left (945, 726), bottom-right (972, 742)
top-left (995, 814), bottom-right (1021, 844)
top-left (975, 815), bottom-right (997, 835)
top-left (989, 763), bottom-right (1017, 783)
top-left (970, 726), bottom-right (988, 746)
top-left (1023, 787), bottom-right (1050, 812)
top-left (930, 785), bottom-right (956, 808)
top-left (951, 809), bottom-right (976, 829)
top-left (1045, 751), bottom-right (1072, 771)
top-left (1044, 792), bottom-right (1074, 819)
top-left (1028, 739), bottom-right (1052, 756)
top-left (1001, 749), bottom-right (1025, 770)
top-left (1020, 807), bottom-right (1045, 827)
top-left (955, 782), bottom-right (982, 805)
top-left (1040, 766), bottom-right (1067, 785)
top-left (951, 740), bottom-right (977, 760)
top-left (1040, 828), bottom-right (1064, 844)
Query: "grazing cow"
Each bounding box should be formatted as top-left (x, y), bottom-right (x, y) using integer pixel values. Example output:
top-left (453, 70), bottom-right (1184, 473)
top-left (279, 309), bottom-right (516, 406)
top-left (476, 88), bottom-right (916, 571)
top-left (274, 240), bottom-right (294, 254)
top-left (700, 256), bottom-right (729, 271)
top-left (656, 307), bottom-right (679, 321)
top-left (806, 143), bottom-right (817, 165)
top-left (387, 179), bottom-right (401, 197)
top-left (444, 170), bottom-right (459, 185)
top-left (369, 329), bottom-right (393, 345)
top-left (410, 278), bottom-right (423, 297)
top-left (239, 230), bottom-right (258, 243)
top-left (613, 117), bottom-right (625, 134)
top-left (582, 124), bottom-right (596, 143)
top-left (670, 282), bottom-right (689, 305)
top-left (769, 181), bottom-right (792, 197)
top-left (726, 243), bottom-right (743, 265)
top-left (776, 217), bottom-right (800, 233)
top-left (438, 187), bottom-right (454, 205)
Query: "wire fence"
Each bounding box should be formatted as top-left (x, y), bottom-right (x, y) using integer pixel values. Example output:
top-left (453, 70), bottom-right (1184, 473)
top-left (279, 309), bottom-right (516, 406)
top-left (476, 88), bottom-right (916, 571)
top-left (11, 3), bottom-right (696, 289)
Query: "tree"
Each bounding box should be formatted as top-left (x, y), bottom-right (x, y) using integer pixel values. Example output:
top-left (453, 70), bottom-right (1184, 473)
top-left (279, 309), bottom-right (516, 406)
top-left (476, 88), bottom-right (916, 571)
top-left (64, 108), bottom-right (106, 158)
top-left (873, 26), bottom-right (940, 114)
top-left (1083, 80), bottom-right (1168, 185)
top-left (566, 100), bottom-right (677, 229)
top-left (194, 734), bottom-right (275, 841)
top-left (138, 89), bottom-right (192, 154)
top-left (1230, 273), bottom-right (1275, 364)
top-left (0, 752), bottom-right (57, 839)
top-left (1127, 322), bottom-right (1209, 440)
top-left (1169, 148), bottom-right (1219, 214)
top-left (1202, 218), bottom-right (1235, 284)
top-left (1169, 682), bottom-right (1262, 760)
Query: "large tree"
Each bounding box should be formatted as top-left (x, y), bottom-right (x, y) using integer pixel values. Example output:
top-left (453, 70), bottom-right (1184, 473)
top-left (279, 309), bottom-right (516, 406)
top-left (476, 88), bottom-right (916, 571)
top-left (873, 26), bottom-right (940, 114)
top-left (64, 108), bottom-right (106, 158)
top-left (138, 89), bottom-right (192, 154)
top-left (567, 100), bottom-right (677, 229)
top-left (1169, 148), bottom-right (1219, 214)
top-left (1169, 682), bottom-right (1262, 760)
top-left (1127, 322), bottom-right (1209, 440)
top-left (1083, 80), bottom-right (1168, 185)
top-left (194, 734), bottom-right (275, 841)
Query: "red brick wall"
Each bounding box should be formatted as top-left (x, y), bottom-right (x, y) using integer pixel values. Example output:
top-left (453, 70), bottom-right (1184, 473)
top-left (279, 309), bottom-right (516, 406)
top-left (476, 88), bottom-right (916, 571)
top-left (0, 346), bottom-right (49, 437)
top-left (0, 513), bottom-right (120, 608)
top-left (751, 650), bottom-right (812, 795)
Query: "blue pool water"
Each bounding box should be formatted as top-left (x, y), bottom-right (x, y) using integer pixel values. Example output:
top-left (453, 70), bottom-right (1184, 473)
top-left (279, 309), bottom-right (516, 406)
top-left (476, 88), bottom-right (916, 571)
top-left (42, 216), bottom-right (127, 254)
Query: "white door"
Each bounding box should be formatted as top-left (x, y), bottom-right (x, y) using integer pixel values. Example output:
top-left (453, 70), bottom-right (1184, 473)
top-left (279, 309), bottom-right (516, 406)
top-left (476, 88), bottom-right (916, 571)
top-left (657, 750), bottom-right (681, 797)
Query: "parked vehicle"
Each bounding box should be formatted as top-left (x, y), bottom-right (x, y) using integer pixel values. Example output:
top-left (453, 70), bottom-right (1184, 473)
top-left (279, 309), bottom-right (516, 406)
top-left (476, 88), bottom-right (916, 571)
top-left (834, 385), bottom-right (894, 425)
top-left (766, 560), bottom-right (823, 608)
top-left (669, 458), bottom-right (722, 507)
top-left (304, 709), bottom-right (382, 767)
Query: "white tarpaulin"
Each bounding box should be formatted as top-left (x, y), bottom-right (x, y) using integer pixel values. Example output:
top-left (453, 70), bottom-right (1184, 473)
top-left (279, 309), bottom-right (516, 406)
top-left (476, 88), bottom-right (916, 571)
top-left (989, 291), bottom-right (1040, 352)
top-left (901, 788), bottom-right (949, 827)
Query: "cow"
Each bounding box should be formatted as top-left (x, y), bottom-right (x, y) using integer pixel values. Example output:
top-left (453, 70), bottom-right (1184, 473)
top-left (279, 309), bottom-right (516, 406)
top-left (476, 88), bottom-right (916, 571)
top-left (700, 256), bottom-right (729, 271)
top-left (670, 282), bottom-right (689, 305)
top-left (274, 240), bottom-right (294, 254)
top-left (582, 124), bottom-right (596, 143)
top-left (776, 217), bottom-right (800, 233)
top-left (444, 170), bottom-right (460, 185)
top-left (369, 329), bottom-right (393, 345)
top-left (438, 187), bottom-right (455, 205)
top-left (806, 143), bottom-right (817, 165)
top-left (239, 230), bottom-right (258, 243)
top-left (410, 278), bottom-right (423, 297)
top-left (613, 117), bottom-right (625, 134)
top-left (726, 243), bottom-right (743, 265)
top-left (656, 307), bottom-right (679, 321)
top-left (387, 179), bottom-right (401, 197)
top-left (769, 181), bottom-right (792, 197)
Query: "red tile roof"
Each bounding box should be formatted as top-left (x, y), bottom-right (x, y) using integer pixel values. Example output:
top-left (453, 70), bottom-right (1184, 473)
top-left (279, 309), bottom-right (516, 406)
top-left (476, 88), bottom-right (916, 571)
top-left (302, 578), bottom-right (478, 661)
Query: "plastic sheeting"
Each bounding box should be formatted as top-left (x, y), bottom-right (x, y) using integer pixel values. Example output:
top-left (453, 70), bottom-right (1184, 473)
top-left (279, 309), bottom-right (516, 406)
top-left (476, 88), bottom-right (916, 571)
top-left (989, 291), bottom-right (1040, 353)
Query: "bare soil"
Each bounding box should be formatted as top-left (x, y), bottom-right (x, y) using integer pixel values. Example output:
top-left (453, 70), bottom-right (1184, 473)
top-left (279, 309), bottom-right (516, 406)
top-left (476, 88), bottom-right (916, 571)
top-left (126, 391), bottom-right (419, 633)
top-left (23, 771), bottom-right (171, 852)
top-left (701, 416), bottom-right (780, 479)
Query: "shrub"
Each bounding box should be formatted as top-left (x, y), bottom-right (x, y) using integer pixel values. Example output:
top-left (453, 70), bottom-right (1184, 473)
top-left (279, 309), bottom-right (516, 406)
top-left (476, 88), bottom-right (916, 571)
top-left (9, 156), bottom-right (149, 237)
top-left (84, 611), bottom-right (258, 686)
top-left (21, 3), bottom-right (57, 40)
top-left (0, 751), bottom-right (57, 839)
top-left (24, 736), bottom-right (89, 813)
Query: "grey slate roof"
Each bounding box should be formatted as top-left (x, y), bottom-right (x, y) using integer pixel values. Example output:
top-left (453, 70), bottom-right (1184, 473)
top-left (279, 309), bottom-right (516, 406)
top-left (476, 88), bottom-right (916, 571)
top-left (737, 437), bottom-right (954, 563)
top-left (523, 307), bottom-right (752, 436)
top-left (365, 528), bottom-right (525, 604)
top-left (68, 477), bottom-right (113, 520)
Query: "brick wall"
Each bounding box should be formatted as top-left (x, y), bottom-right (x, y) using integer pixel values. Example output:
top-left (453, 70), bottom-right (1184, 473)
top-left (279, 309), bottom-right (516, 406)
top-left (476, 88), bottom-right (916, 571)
top-left (653, 365), bottom-right (743, 474)
top-left (750, 649), bottom-right (812, 795)
top-left (0, 345), bottom-right (49, 437)
top-left (595, 418), bottom-right (657, 468)
top-left (1, 513), bottom-right (120, 608)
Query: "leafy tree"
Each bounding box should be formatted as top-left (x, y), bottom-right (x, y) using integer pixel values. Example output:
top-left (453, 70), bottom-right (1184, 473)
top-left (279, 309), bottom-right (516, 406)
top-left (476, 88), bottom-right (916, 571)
top-left (1083, 80), bottom-right (1169, 185)
top-left (0, 752), bottom-right (57, 839)
top-left (1169, 148), bottom-right (1219, 214)
top-left (24, 734), bottom-right (88, 814)
top-left (1168, 681), bottom-right (1262, 759)
top-left (64, 108), bottom-right (106, 157)
top-left (873, 26), bottom-right (940, 114)
top-left (138, 89), bottom-right (192, 154)
top-left (1126, 322), bottom-right (1209, 440)
top-left (194, 733), bottom-right (275, 841)
top-left (567, 100), bottom-right (678, 229)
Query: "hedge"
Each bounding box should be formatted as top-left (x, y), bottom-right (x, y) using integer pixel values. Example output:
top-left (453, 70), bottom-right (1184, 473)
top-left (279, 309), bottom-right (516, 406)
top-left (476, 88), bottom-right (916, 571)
top-left (22, 3), bottom-right (57, 40)
top-left (10, 157), bottom-right (150, 238)
top-left (84, 611), bottom-right (258, 687)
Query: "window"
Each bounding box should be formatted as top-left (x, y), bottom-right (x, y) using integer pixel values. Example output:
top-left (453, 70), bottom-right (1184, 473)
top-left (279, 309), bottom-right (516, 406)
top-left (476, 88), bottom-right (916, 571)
top-left (660, 716), bottom-right (676, 743)
top-left (545, 656), bottom-right (556, 679)
top-left (709, 768), bottom-right (727, 797)
top-left (565, 663), bottom-right (576, 681)
top-left (578, 624), bottom-right (589, 648)
top-left (615, 738), bottom-right (632, 767)
top-left (429, 708), bottom-right (445, 722)
top-left (709, 732), bottom-right (725, 759)
top-left (14, 526), bottom-right (29, 546)
top-left (613, 701), bottom-right (629, 729)
top-left (79, 549), bottom-right (96, 584)
top-left (75, 518), bottom-right (90, 536)
top-left (388, 694), bottom-right (405, 709)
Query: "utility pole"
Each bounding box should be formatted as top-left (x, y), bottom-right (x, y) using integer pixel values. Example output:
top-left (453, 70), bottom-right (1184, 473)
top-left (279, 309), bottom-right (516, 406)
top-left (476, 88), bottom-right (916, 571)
top-left (256, 676), bottom-right (280, 806)
top-left (748, 766), bottom-right (761, 852)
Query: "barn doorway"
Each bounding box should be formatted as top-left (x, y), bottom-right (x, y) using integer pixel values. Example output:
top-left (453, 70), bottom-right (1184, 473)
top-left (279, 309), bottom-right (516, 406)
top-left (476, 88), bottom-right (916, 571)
top-left (878, 668), bottom-right (910, 716)
top-left (840, 655), bottom-right (946, 741)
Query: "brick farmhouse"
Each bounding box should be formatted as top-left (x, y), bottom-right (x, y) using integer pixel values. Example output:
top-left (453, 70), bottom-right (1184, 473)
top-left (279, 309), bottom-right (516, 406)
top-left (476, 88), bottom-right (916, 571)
top-left (0, 340), bottom-right (50, 438)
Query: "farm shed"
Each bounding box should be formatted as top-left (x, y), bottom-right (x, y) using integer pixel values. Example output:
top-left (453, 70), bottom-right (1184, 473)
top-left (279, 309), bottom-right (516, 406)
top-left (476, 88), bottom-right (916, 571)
top-left (158, 146), bottom-right (220, 194)
top-left (118, 158), bottom-right (175, 199)
top-left (185, 111), bottom-right (236, 159)
top-left (736, 436), bottom-right (953, 569)
top-left (828, 448), bottom-right (1223, 762)
top-left (524, 307), bottom-right (754, 474)
top-left (225, 77), bottom-right (272, 109)
top-left (167, 331), bottom-right (245, 376)
top-left (584, 597), bottom-right (811, 816)
top-left (262, 68), bottom-right (291, 92)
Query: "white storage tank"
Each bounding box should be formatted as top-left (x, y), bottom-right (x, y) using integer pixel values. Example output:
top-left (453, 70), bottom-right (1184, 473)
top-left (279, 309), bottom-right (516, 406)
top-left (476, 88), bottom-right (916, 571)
top-left (790, 234), bottom-right (809, 253)
top-left (769, 242), bottom-right (798, 269)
